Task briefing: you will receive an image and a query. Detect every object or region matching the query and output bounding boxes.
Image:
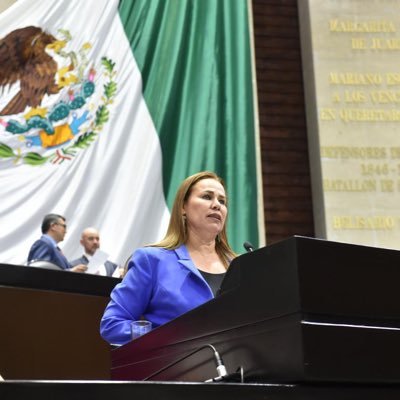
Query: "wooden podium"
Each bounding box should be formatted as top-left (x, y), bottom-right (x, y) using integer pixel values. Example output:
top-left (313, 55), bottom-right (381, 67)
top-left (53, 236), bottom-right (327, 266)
top-left (111, 236), bottom-right (400, 383)
top-left (0, 263), bottom-right (120, 379)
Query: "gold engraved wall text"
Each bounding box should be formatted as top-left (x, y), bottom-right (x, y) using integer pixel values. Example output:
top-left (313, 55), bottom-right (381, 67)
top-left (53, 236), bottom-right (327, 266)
top-left (299, 1), bottom-right (400, 249)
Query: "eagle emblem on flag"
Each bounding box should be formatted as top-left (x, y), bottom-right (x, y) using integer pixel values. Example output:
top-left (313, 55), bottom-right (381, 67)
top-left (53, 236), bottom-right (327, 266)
top-left (0, 26), bottom-right (117, 165)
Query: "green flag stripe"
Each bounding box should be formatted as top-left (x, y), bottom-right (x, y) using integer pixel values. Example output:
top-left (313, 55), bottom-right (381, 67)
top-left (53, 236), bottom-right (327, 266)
top-left (119, 0), bottom-right (259, 252)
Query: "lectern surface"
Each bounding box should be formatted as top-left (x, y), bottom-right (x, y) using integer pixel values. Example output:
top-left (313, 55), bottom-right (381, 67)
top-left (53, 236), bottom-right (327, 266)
top-left (111, 236), bottom-right (400, 383)
top-left (0, 262), bottom-right (119, 296)
top-left (2, 380), bottom-right (400, 400)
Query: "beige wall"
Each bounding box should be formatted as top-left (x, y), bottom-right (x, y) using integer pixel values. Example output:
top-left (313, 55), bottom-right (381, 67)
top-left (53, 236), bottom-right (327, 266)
top-left (0, 0), bottom-right (16, 13)
top-left (299, 0), bottom-right (400, 250)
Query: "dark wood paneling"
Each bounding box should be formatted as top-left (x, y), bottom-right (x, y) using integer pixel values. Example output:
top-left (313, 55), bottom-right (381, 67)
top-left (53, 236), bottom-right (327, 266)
top-left (253, 0), bottom-right (315, 244)
top-left (0, 285), bottom-right (111, 379)
top-left (0, 265), bottom-right (117, 380)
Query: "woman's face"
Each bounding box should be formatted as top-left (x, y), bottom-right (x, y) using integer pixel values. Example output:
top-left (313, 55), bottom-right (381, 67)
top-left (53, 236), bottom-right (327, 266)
top-left (183, 178), bottom-right (227, 239)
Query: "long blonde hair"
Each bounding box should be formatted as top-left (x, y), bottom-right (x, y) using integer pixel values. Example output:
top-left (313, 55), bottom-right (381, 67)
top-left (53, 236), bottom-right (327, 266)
top-left (153, 171), bottom-right (236, 268)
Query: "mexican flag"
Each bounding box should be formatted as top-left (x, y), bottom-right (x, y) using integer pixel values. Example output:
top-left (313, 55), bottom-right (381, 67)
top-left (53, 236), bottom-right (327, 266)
top-left (0, 0), bottom-right (263, 265)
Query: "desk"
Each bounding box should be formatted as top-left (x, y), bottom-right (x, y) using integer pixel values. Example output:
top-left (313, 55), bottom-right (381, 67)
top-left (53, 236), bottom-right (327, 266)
top-left (0, 263), bottom-right (120, 379)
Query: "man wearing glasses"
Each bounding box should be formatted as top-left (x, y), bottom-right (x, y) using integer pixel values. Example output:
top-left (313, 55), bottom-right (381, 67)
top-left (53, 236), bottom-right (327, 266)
top-left (27, 214), bottom-right (87, 272)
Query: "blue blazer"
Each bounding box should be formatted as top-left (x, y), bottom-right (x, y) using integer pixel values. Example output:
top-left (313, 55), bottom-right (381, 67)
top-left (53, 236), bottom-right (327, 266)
top-left (100, 245), bottom-right (214, 345)
top-left (27, 235), bottom-right (71, 270)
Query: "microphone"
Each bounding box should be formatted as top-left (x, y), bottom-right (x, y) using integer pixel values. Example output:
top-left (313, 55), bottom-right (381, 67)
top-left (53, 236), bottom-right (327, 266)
top-left (243, 241), bottom-right (255, 252)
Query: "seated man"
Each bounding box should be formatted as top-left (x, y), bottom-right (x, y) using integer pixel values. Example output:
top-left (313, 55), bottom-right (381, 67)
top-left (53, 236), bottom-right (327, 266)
top-left (28, 214), bottom-right (87, 272)
top-left (70, 227), bottom-right (119, 277)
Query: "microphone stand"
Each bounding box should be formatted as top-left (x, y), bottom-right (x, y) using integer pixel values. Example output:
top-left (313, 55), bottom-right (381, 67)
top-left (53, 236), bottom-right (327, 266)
top-left (143, 343), bottom-right (244, 383)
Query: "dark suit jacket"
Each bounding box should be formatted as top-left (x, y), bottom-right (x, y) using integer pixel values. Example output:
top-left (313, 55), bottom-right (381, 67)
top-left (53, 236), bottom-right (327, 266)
top-left (70, 254), bottom-right (117, 276)
top-left (28, 235), bottom-right (71, 270)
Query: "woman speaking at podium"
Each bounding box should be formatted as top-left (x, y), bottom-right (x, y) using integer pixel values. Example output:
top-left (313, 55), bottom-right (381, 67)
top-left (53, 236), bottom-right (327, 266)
top-left (100, 171), bottom-right (236, 345)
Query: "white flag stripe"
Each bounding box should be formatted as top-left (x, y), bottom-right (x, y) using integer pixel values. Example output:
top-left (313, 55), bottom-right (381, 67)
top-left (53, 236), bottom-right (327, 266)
top-left (0, 0), bottom-right (170, 265)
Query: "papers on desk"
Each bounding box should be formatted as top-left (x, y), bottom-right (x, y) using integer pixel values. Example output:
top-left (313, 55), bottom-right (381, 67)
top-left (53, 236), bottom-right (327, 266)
top-left (86, 249), bottom-right (109, 275)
